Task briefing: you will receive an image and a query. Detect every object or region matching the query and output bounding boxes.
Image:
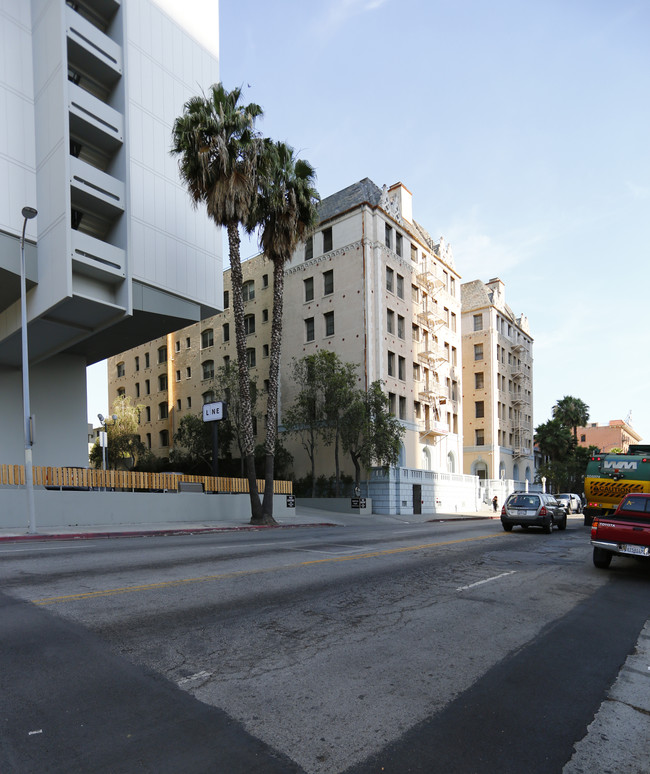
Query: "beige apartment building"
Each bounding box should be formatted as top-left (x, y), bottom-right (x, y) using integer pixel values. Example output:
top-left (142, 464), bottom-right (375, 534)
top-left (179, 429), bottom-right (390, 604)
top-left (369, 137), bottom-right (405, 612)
top-left (461, 278), bottom-right (534, 486)
top-left (577, 419), bottom-right (642, 453)
top-left (108, 178), bottom-right (464, 489)
top-left (108, 255), bottom-right (274, 456)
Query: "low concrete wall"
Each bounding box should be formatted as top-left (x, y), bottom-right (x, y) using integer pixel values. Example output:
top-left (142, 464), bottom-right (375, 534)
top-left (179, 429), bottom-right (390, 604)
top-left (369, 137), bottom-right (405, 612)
top-left (296, 497), bottom-right (373, 516)
top-left (0, 489), bottom-right (295, 530)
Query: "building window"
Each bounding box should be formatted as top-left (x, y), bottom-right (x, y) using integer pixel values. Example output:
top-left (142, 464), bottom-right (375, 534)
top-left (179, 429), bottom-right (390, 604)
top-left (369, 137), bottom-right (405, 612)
top-left (385, 223), bottom-right (392, 248)
top-left (146, 433), bottom-right (152, 449)
top-left (160, 429), bottom-right (169, 447)
top-left (246, 348), bottom-right (256, 368)
top-left (145, 379), bottom-right (150, 395)
top-left (159, 374), bottom-right (167, 391)
top-left (580, 434), bottom-right (586, 442)
top-left (263, 344), bottom-right (269, 358)
top-left (413, 362), bottom-right (421, 381)
top-left (388, 351), bottom-right (395, 377)
top-left (386, 266), bottom-right (394, 293)
top-left (186, 337), bottom-right (191, 348)
top-left (387, 309), bottom-right (395, 334)
top-left (397, 315), bottom-right (405, 339)
top-left (305, 317), bottom-right (315, 342)
top-left (412, 324), bottom-right (420, 341)
top-left (202, 360), bottom-right (214, 380)
top-left (116, 361), bottom-right (125, 378)
top-left (262, 273), bottom-right (269, 288)
top-left (262, 308), bottom-right (269, 323)
top-left (304, 235), bottom-right (313, 261)
top-left (398, 356), bottom-right (406, 381)
top-left (176, 399), bottom-right (181, 410)
top-left (323, 269), bottom-right (334, 296)
top-left (158, 346), bottom-right (167, 364)
top-left (117, 387), bottom-right (125, 397)
top-left (304, 277), bottom-right (314, 302)
top-left (264, 379), bottom-right (270, 393)
top-left (244, 314), bottom-right (255, 335)
top-left (396, 233), bottom-right (402, 257)
top-left (242, 281), bottom-right (255, 302)
top-left (187, 397), bottom-right (192, 408)
top-left (476, 429), bottom-right (485, 446)
top-left (412, 284), bottom-right (419, 303)
top-left (159, 402), bottom-right (168, 420)
top-left (176, 370), bottom-right (181, 382)
top-left (202, 391), bottom-right (215, 404)
top-left (451, 346), bottom-right (457, 366)
top-left (451, 312), bottom-right (457, 332)
top-left (144, 352), bottom-right (150, 368)
top-left (474, 344), bottom-right (484, 361)
top-left (175, 340), bottom-right (180, 352)
top-left (134, 356), bottom-right (140, 372)
top-left (323, 227), bottom-right (332, 252)
top-left (145, 406), bottom-right (151, 422)
top-left (475, 372), bottom-right (484, 389)
top-left (475, 401), bottom-right (485, 418)
top-left (135, 382), bottom-right (140, 398)
top-left (223, 323), bottom-right (229, 342)
top-left (186, 367), bottom-right (191, 378)
top-left (201, 329), bottom-right (214, 348)
top-left (399, 395), bottom-right (406, 419)
top-left (223, 356), bottom-right (230, 368)
top-left (396, 274), bottom-right (404, 299)
top-left (473, 314), bottom-right (483, 332)
top-left (411, 244), bottom-right (418, 263)
top-left (223, 290), bottom-right (229, 308)
top-left (414, 401), bottom-right (421, 418)
top-left (324, 311), bottom-right (335, 337)
top-left (389, 392), bottom-right (396, 415)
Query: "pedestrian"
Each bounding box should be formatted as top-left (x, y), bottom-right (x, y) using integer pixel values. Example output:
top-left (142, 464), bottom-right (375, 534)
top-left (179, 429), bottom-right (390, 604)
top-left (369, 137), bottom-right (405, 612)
top-left (492, 495), bottom-right (498, 512)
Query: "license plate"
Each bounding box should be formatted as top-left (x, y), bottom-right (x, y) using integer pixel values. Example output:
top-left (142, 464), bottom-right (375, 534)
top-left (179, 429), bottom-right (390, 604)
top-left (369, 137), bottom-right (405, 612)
top-left (621, 544), bottom-right (648, 556)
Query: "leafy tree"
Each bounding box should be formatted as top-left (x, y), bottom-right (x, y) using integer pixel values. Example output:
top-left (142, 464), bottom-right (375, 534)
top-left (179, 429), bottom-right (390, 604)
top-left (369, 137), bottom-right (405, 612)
top-left (212, 361), bottom-right (258, 477)
top-left (89, 396), bottom-right (146, 470)
top-left (170, 414), bottom-right (212, 474)
top-left (249, 141), bottom-right (319, 522)
top-left (171, 83), bottom-right (265, 520)
top-left (341, 381), bottom-right (405, 487)
top-left (553, 396), bottom-right (589, 442)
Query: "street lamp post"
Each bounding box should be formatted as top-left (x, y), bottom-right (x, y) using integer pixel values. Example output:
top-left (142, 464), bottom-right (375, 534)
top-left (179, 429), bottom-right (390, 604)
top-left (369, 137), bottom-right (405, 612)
top-left (97, 413), bottom-right (118, 489)
top-left (20, 206), bottom-right (38, 535)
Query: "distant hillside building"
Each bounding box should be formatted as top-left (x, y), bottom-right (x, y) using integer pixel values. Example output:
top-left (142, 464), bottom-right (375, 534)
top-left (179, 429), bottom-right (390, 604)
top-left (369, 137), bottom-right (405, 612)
top-left (577, 420), bottom-right (642, 453)
top-left (461, 278), bottom-right (534, 487)
top-left (0, 0), bottom-right (221, 466)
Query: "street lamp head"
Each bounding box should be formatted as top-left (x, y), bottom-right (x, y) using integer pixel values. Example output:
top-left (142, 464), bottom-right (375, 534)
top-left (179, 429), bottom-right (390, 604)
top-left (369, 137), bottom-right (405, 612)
top-left (111, 414), bottom-right (118, 422)
top-left (21, 206), bottom-right (37, 220)
top-left (98, 413), bottom-right (105, 423)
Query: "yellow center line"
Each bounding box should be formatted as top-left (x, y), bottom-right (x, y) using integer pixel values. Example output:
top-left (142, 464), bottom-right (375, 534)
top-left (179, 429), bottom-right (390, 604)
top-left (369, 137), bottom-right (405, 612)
top-left (32, 532), bottom-right (506, 606)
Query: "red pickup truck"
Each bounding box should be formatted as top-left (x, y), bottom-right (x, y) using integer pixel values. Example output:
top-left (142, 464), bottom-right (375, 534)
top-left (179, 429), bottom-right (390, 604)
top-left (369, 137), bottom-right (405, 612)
top-left (591, 493), bottom-right (650, 568)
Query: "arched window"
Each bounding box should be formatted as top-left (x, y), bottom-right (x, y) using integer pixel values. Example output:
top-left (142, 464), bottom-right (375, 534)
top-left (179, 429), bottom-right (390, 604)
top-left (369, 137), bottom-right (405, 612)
top-left (201, 328), bottom-right (214, 348)
top-left (202, 360), bottom-right (214, 380)
top-left (513, 463), bottom-right (520, 481)
top-left (202, 391), bottom-right (215, 405)
top-left (242, 280), bottom-right (255, 302)
top-left (116, 361), bottom-right (125, 378)
top-left (421, 447), bottom-right (432, 471)
top-left (246, 348), bottom-right (256, 368)
top-left (157, 346), bottom-right (167, 364)
top-left (447, 452), bottom-right (455, 473)
top-left (158, 373), bottom-right (167, 391)
top-left (117, 387), bottom-right (125, 397)
top-left (244, 314), bottom-right (255, 335)
top-left (158, 402), bottom-right (168, 419)
top-left (159, 429), bottom-right (169, 447)
top-left (473, 461), bottom-right (488, 480)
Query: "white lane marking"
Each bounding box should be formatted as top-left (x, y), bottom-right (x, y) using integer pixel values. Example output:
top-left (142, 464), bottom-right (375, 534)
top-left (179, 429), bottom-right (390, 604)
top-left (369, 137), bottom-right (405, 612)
top-left (0, 544), bottom-right (91, 554)
top-left (456, 570), bottom-right (516, 592)
top-left (28, 730), bottom-right (43, 736)
top-left (178, 670), bottom-right (212, 685)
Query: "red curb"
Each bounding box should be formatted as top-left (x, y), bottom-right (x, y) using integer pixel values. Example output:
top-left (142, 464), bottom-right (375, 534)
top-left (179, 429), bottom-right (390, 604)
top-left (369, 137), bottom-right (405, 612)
top-left (0, 523), bottom-right (339, 544)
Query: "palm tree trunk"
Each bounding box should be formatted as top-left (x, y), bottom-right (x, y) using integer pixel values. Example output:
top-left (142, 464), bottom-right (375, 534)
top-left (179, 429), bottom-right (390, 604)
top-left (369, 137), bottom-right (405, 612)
top-left (227, 222), bottom-right (262, 522)
top-left (259, 259), bottom-right (284, 523)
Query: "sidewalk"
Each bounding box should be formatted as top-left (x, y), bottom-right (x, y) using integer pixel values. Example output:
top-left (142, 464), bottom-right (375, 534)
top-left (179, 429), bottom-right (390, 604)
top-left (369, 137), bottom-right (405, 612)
top-left (0, 506), bottom-right (499, 543)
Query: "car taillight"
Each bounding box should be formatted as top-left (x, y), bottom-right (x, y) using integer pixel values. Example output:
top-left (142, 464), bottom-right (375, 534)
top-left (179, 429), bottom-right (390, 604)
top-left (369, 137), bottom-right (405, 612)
top-left (539, 506), bottom-right (547, 516)
top-left (501, 505), bottom-right (506, 515)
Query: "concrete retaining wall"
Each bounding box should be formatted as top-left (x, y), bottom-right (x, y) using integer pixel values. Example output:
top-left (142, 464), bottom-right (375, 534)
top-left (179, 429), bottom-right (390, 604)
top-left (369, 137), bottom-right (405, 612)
top-left (0, 489), bottom-right (294, 530)
top-left (296, 497), bottom-right (373, 515)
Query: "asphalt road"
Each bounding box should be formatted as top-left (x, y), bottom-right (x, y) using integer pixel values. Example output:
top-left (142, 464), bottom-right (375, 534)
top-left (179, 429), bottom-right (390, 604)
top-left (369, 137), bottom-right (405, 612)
top-left (1, 519), bottom-right (648, 773)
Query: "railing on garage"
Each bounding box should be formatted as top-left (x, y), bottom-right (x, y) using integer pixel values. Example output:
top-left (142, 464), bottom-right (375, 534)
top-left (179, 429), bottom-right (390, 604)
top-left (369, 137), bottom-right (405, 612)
top-left (0, 465), bottom-right (293, 494)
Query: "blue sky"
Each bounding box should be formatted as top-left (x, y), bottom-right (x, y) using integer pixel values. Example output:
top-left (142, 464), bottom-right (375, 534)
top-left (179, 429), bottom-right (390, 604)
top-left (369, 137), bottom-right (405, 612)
top-left (89, 0), bottom-right (650, 441)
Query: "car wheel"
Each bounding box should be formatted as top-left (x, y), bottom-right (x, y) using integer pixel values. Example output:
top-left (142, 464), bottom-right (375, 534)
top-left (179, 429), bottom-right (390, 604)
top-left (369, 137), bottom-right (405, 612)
top-left (558, 515), bottom-right (567, 531)
top-left (593, 547), bottom-right (612, 569)
top-left (544, 517), bottom-right (553, 534)
top-left (502, 522), bottom-right (513, 532)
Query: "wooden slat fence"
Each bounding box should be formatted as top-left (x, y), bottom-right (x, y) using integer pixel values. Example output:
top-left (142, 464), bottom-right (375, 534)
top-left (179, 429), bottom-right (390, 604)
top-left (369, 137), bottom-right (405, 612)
top-left (0, 465), bottom-right (292, 495)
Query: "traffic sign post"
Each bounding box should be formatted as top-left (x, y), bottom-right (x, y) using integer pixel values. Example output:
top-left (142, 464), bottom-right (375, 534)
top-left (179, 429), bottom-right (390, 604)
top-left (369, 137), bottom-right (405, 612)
top-left (202, 402), bottom-right (227, 478)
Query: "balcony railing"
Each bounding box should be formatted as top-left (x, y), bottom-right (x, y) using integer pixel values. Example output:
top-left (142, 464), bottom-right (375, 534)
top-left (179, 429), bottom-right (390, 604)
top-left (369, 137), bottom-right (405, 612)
top-left (66, 4), bottom-right (122, 87)
top-left (68, 82), bottom-right (124, 152)
top-left (70, 156), bottom-right (125, 220)
top-left (71, 231), bottom-right (125, 283)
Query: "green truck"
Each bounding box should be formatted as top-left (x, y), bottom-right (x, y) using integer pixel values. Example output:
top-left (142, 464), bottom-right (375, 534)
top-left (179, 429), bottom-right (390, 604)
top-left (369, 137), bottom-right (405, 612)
top-left (583, 445), bottom-right (650, 525)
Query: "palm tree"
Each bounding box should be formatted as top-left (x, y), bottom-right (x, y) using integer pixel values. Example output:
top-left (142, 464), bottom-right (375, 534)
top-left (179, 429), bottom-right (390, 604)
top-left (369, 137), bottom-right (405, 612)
top-left (171, 83), bottom-right (265, 520)
top-left (251, 141), bottom-right (319, 523)
top-left (553, 396), bottom-right (589, 442)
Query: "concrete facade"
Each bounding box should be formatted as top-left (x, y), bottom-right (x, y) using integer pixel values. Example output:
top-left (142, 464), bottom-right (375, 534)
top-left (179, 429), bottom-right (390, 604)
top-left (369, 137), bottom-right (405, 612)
top-left (461, 278), bottom-right (534, 485)
top-left (0, 0), bottom-right (221, 467)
